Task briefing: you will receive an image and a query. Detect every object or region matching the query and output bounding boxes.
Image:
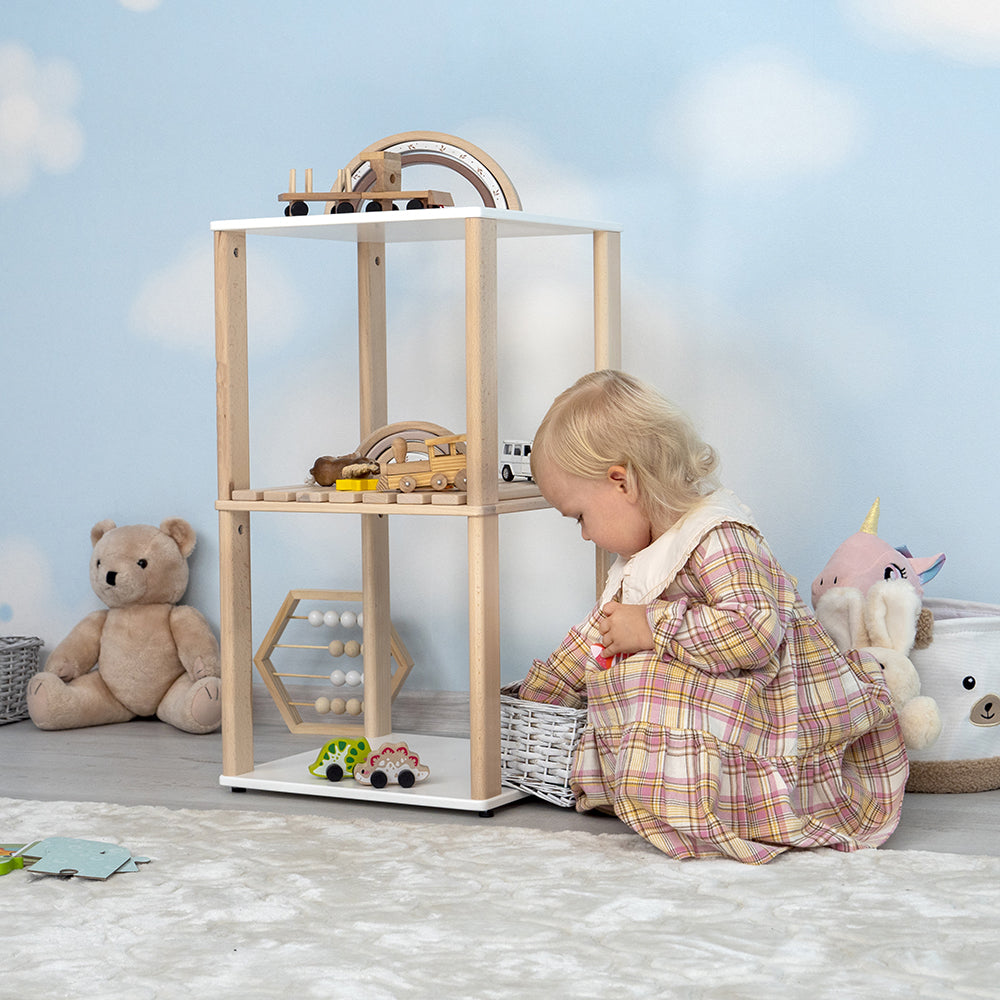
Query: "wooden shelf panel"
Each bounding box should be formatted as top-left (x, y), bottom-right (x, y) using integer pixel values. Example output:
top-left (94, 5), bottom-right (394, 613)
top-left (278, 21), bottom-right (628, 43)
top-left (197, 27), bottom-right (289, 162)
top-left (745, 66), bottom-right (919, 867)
top-left (219, 733), bottom-right (529, 813)
top-left (211, 206), bottom-right (622, 244)
top-left (221, 482), bottom-right (546, 516)
top-left (217, 498), bottom-right (550, 517)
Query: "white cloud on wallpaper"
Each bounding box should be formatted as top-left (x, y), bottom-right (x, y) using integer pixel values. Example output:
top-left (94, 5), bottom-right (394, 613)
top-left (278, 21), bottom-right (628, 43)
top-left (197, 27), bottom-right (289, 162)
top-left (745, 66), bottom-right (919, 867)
top-left (129, 241), bottom-right (303, 355)
top-left (769, 280), bottom-right (907, 394)
top-left (0, 537), bottom-right (85, 642)
top-left (118, 0), bottom-right (162, 10)
top-left (843, 0), bottom-right (1000, 64)
top-left (658, 52), bottom-right (862, 184)
top-left (0, 42), bottom-right (84, 196)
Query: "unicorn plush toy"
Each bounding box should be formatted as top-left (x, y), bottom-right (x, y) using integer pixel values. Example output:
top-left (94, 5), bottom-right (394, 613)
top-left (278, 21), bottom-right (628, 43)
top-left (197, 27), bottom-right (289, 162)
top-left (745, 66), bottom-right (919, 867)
top-left (812, 498), bottom-right (945, 751)
top-left (812, 497), bottom-right (945, 616)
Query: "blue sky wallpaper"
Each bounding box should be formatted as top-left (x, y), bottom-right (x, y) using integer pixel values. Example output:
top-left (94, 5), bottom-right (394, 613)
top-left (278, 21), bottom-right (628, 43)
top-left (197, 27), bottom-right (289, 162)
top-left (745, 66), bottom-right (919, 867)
top-left (2, 1), bottom-right (998, 689)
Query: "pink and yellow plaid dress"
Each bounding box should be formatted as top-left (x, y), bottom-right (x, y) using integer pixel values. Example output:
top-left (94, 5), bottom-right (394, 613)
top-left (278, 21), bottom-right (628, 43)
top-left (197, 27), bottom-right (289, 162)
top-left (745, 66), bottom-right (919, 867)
top-left (520, 490), bottom-right (908, 864)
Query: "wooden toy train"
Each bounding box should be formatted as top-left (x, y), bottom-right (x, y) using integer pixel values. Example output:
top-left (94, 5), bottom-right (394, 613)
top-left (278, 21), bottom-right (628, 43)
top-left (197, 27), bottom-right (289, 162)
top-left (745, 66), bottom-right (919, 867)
top-left (379, 433), bottom-right (467, 493)
top-left (309, 424), bottom-right (469, 495)
top-left (280, 130), bottom-right (522, 216)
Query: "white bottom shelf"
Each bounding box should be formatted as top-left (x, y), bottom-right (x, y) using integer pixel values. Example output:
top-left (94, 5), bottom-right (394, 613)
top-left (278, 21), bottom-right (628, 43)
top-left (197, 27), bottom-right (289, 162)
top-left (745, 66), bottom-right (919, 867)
top-left (219, 732), bottom-right (529, 813)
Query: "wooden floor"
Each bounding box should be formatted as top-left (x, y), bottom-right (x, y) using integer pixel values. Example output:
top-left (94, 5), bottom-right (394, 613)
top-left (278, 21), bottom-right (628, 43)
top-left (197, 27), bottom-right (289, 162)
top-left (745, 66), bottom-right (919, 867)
top-left (2, 690), bottom-right (998, 856)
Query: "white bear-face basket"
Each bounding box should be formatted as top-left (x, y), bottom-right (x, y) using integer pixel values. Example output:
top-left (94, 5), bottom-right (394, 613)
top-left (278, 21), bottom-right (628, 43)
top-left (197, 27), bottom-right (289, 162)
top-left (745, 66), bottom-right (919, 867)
top-left (907, 598), bottom-right (1000, 793)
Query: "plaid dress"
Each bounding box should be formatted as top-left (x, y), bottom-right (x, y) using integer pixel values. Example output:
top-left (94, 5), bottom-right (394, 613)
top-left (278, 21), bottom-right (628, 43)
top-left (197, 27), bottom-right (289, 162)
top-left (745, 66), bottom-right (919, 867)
top-left (520, 490), bottom-right (908, 864)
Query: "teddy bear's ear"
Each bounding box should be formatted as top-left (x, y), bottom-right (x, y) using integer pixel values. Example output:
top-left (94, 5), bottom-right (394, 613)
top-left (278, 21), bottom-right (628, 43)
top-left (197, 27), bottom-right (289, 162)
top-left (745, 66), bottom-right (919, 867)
top-left (160, 517), bottom-right (197, 558)
top-left (91, 519), bottom-right (117, 547)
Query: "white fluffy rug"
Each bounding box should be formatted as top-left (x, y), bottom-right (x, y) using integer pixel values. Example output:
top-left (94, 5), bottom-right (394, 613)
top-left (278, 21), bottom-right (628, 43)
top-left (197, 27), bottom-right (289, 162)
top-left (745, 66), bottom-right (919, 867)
top-left (2, 796), bottom-right (995, 999)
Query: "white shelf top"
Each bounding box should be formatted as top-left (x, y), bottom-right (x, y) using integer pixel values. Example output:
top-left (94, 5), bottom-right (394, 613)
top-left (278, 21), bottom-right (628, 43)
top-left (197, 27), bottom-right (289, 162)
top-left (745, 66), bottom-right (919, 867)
top-left (210, 206), bottom-right (622, 243)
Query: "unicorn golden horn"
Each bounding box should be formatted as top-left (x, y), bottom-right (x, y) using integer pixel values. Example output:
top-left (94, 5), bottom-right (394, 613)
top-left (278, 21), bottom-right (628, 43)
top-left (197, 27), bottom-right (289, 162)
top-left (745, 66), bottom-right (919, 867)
top-left (860, 498), bottom-right (880, 535)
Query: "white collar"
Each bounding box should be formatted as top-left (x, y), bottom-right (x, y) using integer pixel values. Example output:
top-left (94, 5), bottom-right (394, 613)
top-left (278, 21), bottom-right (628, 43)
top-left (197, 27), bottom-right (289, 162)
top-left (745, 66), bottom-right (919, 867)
top-left (600, 489), bottom-right (758, 606)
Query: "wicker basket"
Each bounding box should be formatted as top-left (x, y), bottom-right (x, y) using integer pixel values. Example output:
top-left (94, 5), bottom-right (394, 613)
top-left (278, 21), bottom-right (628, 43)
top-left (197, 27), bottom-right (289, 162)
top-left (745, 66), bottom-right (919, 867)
top-left (499, 683), bottom-right (587, 807)
top-left (0, 636), bottom-right (43, 725)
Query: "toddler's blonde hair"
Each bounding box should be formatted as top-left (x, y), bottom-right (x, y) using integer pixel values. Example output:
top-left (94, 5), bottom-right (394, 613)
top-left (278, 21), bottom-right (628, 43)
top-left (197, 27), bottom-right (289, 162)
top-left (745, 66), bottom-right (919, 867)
top-left (531, 370), bottom-right (719, 532)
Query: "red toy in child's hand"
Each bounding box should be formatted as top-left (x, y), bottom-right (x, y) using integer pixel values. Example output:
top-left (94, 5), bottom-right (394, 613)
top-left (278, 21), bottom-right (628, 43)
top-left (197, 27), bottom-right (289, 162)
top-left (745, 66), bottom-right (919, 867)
top-left (590, 644), bottom-right (614, 670)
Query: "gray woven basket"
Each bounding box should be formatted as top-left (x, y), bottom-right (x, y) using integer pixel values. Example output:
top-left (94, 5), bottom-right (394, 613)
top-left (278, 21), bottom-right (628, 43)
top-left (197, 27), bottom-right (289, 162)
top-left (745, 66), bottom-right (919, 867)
top-left (0, 636), bottom-right (43, 724)
top-left (499, 683), bottom-right (587, 807)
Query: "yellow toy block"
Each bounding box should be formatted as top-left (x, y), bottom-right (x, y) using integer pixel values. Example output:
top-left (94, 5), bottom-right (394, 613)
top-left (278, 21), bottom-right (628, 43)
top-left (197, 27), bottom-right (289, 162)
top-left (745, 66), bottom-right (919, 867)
top-left (336, 478), bottom-right (378, 491)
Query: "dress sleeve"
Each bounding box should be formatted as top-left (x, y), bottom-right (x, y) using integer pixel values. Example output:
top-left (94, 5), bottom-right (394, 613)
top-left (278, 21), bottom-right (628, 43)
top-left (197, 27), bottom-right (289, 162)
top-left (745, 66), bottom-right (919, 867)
top-left (518, 604), bottom-right (604, 708)
top-left (646, 523), bottom-right (795, 675)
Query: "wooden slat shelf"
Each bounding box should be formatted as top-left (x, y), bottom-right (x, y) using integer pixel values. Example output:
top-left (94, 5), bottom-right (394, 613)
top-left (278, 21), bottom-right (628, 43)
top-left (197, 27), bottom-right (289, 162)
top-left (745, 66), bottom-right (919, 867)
top-left (221, 481), bottom-right (547, 516)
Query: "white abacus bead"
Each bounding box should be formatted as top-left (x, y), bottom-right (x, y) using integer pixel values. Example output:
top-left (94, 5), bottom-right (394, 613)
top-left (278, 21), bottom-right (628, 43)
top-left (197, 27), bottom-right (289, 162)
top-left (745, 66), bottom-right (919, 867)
top-left (344, 639), bottom-right (361, 658)
top-left (331, 697), bottom-right (347, 715)
top-left (329, 668), bottom-right (346, 686)
top-left (328, 640), bottom-right (345, 657)
top-left (340, 610), bottom-right (357, 629)
top-left (307, 610), bottom-right (324, 626)
top-left (314, 696), bottom-right (331, 715)
top-left (357, 612), bottom-right (364, 628)
top-left (345, 669), bottom-right (362, 687)
top-left (323, 610), bottom-right (340, 628)
top-left (345, 698), bottom-right (362, 716)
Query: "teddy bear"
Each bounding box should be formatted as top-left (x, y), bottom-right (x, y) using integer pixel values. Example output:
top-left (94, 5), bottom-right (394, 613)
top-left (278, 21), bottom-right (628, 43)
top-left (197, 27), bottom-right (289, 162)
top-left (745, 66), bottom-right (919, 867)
top-left (27, 518), bottom-right (222, 734)
top-left (811, 498), bottom-right (943, 752)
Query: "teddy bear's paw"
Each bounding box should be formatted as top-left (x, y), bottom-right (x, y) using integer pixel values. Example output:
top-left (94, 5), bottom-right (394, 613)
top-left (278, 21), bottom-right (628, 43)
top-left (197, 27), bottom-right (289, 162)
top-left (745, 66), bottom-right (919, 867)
top-left (156, 675), bottom-right (221, 733)
top-left (25, 672), bottom-right (66, 729)
top-left (26, 670), bottom-right (135, 731)
top-left (189, 676), bottom-right (222, 730)
top-left (42, 656), bottom-right (78, 682)
top-left (189, 654), bottom-right (220, 682)
top-left (898, 695), bottom-right (943, 751)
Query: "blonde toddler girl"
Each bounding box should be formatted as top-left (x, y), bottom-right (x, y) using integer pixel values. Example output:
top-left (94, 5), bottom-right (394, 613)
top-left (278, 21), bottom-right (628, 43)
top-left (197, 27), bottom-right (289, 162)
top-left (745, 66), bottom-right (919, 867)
top-left (520, 370), bottom-right (908, 864)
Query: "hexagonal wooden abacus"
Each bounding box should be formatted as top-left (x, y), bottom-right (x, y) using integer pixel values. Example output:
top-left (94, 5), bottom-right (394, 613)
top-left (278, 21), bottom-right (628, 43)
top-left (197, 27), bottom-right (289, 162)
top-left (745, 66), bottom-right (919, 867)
top-left (253, 588), bottom-right (414, 737)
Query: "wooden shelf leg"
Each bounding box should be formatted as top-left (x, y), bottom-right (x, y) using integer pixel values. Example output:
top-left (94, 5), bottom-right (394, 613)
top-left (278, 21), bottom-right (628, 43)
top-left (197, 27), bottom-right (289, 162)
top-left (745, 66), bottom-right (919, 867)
top-left (468, 515), bottom-right (501, 799)
top-left (219, 510), bottom-right (253, 775)
top-left (358, 241), bottom-right (388, 441)
top-left (594, 229), bottom-right (622, 371)
top-left (361, 516), bottom-right (392, 738)
top-left (593, 229), bottom-right (622, 594)
top-left (357, 239), bottom-right (392, 738)
top-left (465, 216), bottom-right (501, 800)
top-left (214, 229), bottom-right (254, 776)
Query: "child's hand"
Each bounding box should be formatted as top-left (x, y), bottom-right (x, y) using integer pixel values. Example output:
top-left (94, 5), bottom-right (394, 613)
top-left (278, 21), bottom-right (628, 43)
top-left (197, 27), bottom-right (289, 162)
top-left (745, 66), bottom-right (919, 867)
top-left (597, 601), bottom-right (654, 657)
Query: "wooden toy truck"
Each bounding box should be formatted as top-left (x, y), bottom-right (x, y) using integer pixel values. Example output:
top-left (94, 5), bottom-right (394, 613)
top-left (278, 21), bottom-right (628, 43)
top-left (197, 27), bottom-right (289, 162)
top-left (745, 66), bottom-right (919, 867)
top-left (281, 155), bottom-right (454, 216)
top-left (379, 434), bottom-right (468, 493)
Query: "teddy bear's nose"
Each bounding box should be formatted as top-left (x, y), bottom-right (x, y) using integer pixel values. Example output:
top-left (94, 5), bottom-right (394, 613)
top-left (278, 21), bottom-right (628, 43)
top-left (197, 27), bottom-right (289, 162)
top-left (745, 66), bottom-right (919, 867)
top-left (106, 571), bottom-right (117, 586)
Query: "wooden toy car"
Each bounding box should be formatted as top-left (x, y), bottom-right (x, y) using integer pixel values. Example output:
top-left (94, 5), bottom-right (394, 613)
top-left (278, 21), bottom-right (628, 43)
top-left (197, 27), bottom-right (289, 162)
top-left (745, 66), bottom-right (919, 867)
top-left (352, 744), bottom-right (430, 789)
top-left (499, 439), bottom-right (533, 482)
top-left (308, 738), bottom-right (371, 782)
top-left (378, 434), bottom-right (467, 493)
